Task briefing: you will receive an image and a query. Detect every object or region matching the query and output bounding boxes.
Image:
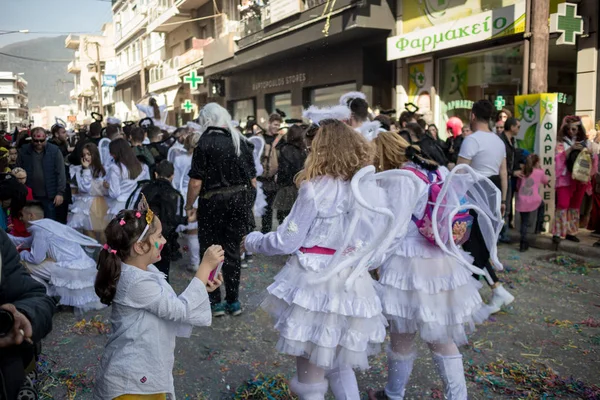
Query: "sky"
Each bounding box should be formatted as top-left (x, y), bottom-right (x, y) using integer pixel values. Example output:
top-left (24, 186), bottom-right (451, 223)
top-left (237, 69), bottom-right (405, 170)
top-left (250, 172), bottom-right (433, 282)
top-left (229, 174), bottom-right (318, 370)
top-left (0, 0), bottom-right (112, 48)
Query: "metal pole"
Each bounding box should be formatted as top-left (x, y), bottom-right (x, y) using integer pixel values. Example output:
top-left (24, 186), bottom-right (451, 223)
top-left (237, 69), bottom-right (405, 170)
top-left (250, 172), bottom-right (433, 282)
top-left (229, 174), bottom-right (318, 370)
top-left (6, 102), bottom-right (10, 132)
top-left (140, 35), bottom-right (146, 97)
top-left (96, 42), bottom-right (104, 114)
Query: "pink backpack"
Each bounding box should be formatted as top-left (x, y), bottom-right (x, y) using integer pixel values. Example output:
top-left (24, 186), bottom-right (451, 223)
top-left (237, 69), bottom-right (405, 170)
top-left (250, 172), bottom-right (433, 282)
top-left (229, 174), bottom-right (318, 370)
top-left (404, 167), bottom-right (473, 246)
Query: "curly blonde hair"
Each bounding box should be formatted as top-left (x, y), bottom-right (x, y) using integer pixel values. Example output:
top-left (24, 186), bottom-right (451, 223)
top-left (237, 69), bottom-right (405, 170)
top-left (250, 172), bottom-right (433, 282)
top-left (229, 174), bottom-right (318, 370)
top-left (295, 119), bottom-right (373, 185)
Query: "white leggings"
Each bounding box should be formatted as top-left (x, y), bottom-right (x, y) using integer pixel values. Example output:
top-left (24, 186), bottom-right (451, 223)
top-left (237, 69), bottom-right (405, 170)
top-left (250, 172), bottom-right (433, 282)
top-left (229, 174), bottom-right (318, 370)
top-left (390, 332), bottom-right (460, 356)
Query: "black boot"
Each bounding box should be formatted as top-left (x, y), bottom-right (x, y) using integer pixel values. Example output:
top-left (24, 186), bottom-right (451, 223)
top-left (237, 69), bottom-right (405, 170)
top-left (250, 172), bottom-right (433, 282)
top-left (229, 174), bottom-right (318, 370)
top-left (519, 239), bottom-right (529, 252)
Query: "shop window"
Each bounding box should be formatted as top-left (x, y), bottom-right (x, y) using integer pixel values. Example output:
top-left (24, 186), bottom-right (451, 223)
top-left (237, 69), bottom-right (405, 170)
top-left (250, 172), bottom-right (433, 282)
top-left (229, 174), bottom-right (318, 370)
top-left (268, 92), bottom-right (292, 117)
top-left (230, 98), bottom-right (255, 128)
top-left (309, 83), bottom-right (356, 107)
top-left (438, 44), bottom-right (523, 139)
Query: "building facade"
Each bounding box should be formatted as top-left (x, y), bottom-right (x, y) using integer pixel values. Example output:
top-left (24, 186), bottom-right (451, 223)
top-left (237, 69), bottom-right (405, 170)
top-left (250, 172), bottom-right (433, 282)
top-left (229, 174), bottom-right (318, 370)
top-left (65, 24), bottom-right (116, 123)
top-left (387, 0), bottom-right (599, 138)
top-left (0, 72), bottom-right (29, 131)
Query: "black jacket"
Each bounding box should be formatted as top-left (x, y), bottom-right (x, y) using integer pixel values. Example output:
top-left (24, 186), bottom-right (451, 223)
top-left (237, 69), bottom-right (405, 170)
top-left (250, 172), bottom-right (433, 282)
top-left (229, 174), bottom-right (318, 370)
top-left (17, 142), bottom-right (66, 198)
top-left (277, 143), bottom-right (306, 188)
top-left (0, 230), bottom-right (55, 342)
top-left (499, 132), bottom-right (519, 175)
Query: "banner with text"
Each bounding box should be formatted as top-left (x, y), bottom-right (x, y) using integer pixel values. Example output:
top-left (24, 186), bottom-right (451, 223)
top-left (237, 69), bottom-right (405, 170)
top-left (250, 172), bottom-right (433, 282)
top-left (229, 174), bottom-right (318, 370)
top-left (387, 2), bottom-right (525, 60)
top-left (515, 93), bottom-right (558, 226)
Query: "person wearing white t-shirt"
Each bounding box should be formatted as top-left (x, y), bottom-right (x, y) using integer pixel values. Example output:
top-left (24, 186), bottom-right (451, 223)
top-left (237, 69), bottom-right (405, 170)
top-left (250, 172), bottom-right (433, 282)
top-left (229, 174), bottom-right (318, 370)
top-left (457, 99), bottom-right (514, 314)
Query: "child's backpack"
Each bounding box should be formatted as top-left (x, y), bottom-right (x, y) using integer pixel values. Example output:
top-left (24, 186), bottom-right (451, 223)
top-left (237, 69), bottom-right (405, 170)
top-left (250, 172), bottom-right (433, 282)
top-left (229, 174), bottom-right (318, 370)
top-left (571, 148), bottom-right (593, 183)
top-left (404, 167), bottom-right (473, 246)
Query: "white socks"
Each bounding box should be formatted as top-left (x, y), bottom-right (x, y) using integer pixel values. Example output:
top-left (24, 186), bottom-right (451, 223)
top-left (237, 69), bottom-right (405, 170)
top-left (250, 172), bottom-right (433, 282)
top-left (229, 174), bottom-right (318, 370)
top-left (384, 348), bottom-right (417, 400)
top-left (325, 365), bottom-right (360, 400)
top-left (432, 353), bottom-right (467, 400)
top-left (289, 376), bottom-right (329, 400)
top-left (186, 234), bottom-right (200, 269)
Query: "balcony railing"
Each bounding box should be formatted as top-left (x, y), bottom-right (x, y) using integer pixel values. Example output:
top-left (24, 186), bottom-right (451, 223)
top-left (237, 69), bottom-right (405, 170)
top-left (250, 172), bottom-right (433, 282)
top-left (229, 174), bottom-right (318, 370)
top-left (65, 34), bottom-right (80, 50)
top-left (68, 60), bottom-right (81, 73)
top-left (115, 11), bottom-right (148, 49)
top-left (149, 57), bottom-right (180, 83)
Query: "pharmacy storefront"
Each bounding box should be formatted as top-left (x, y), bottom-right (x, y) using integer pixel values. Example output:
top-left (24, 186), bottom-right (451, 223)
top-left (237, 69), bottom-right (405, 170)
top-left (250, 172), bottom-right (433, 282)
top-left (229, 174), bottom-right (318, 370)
top-left (388, 0), bottom-right (582, 139)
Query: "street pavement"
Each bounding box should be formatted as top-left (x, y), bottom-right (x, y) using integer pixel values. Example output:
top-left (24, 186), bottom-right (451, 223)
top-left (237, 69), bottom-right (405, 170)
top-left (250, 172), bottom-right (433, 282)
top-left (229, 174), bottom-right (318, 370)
top-left (37, 244), bottom-right (600, 399)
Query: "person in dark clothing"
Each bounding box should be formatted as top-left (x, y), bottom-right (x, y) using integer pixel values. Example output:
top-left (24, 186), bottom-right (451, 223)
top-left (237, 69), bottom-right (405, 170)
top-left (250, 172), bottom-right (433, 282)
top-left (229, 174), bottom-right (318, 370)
top-left (48, 124), bottom-right (73, 224)
top-left (274, 125), bottom-right (307, 223)
top-left (68, 120), bottom-right (102, 166)
top-left (145, 127), bottom-right (169, 165)
top-left (403, 123), bottom-right (449, 167)
top-left (16, 128), bottom-right (66, 221)
top-left (130, 127), bottom-right (155, 170)
top-left (257, 113), bottom-right (284, 233)
top-left (0, 229), bottom-right (56, 400)
top-left (498, 117), bottom-right (523, 239)
top-left (130, 160), bottom-right (192, 281)
top-left (186, 103), bottom-right (256, 318)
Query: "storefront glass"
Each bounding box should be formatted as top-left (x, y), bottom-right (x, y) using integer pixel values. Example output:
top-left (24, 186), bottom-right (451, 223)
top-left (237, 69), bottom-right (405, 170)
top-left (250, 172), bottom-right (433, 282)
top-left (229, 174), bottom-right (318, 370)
top-left (438, 44), bottom-right (523, 139)
top-left (310, 83), bottom-right (356, 107)
top-left (230, 98), bottom-right (255, 127)
top-left (268, 92), bottom-right (292, 117)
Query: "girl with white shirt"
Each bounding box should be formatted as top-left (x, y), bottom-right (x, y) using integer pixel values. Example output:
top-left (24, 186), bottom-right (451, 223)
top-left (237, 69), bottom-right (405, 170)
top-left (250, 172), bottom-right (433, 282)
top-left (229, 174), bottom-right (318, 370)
top-left (93, 207), bottom-right (223, 400)
top-left (136, 97), bottom-right (168, 128)
top-left (173, 133), bottom-right (201, 271)
top-left (105, 138), bottom-right (150, 220)
top-left (68, 143), bottom-right (109, 242)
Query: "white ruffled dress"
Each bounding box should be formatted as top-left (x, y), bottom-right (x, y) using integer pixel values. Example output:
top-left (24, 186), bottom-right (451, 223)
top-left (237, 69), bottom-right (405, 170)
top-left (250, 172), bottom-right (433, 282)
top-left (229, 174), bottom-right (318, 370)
top-left (105, 162), bottom-right (150, 220)
top-left (378, 164), bottom-right (490, 345)
top-left (245, 176), bottom-right (387, 370)
top-left (68, 166), bottom-right (108, 231)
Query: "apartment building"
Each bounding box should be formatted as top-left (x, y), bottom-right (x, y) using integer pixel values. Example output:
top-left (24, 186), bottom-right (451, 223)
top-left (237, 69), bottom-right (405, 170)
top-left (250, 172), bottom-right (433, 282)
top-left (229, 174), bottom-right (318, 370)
top-left (0, 72), bottom-right (29, 130)
top-left (65, 23), bottom-right (116, 123)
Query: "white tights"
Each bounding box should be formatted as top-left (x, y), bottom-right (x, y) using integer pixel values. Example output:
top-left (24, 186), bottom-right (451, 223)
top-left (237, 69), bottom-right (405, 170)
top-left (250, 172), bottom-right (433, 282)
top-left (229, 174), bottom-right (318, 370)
top-left (292, 357), bottom-right (360, 400)
top-left (185, 233), bottom-right (200, 267)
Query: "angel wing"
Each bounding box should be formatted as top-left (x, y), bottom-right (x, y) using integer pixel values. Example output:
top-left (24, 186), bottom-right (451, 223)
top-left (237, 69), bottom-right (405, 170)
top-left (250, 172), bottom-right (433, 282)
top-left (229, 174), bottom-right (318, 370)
top-left (308, 166), bottom-right (423, 290)
top-left (29, 219), bottom-right (101, 247)
top-left (431, 164), bottom-right (504, 284)
top-left (167, 146), bottom-right (187, 165)
top-left (248, 135), bottom-right (266, 176)
top-left (356, 120), bottom-right (383, 142)
top-left (98, 138), bottom-right (111, 166)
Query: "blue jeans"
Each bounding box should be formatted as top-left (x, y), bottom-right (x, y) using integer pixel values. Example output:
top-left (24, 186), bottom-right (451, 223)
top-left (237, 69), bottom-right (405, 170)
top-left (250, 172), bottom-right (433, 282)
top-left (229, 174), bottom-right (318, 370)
top-left (35, 196), bottom-right (57, 221)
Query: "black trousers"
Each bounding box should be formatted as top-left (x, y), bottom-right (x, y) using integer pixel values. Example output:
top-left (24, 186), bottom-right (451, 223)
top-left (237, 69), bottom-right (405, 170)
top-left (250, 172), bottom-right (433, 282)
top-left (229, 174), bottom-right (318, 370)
top-left (0, 344), bottom-right (34, 400)
top-left (198, 189), bottom-right (248, 305)
top-left (261, 186), bottom-right (278, 234)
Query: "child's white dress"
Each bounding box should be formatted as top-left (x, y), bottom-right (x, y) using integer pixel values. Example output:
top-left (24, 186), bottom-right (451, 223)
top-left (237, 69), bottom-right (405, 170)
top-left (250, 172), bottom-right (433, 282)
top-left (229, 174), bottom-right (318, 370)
top-left (245, 176), bottom-right (389, 370)
top-left (68, 166), bottom-right (108, 232)
top-left (378, 164), bottom-right (490, 345)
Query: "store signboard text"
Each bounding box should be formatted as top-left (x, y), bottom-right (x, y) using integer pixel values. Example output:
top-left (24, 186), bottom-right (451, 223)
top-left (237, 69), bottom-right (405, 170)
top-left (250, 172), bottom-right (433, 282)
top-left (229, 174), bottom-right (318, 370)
top-left (252, 74), bottom-right (307, 91)
top-left (387, 2), bottom-right (526, 60)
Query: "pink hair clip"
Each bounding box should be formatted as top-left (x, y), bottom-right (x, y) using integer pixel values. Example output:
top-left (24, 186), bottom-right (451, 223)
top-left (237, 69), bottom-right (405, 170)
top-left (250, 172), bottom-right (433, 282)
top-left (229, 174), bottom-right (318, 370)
top-left (103, 244), bottom-right (117, 255)
top-left (135, 212), bottom-right (142, 218)
top-left (119, 219), bottom-right (126, 226)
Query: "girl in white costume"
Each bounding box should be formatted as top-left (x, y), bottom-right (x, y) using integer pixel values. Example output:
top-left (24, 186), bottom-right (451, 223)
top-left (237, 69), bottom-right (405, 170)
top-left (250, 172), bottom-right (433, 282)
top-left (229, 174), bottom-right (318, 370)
top-left (243, 112), bottom-right (422, 400)
top-left (173, 133), bottom-right (202, 271)
top-left (368, 132), bottom-right (499, 400)
top-left (68, 143), bottom-right (109, 242)
top-left (136, 96), bottom-right (168, 128)
top-left (105, 138), bottom-right (150, 220)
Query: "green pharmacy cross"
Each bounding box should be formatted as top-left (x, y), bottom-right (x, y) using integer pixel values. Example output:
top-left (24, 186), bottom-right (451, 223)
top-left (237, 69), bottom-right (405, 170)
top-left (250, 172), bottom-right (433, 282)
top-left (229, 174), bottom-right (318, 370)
top-left (182, 100), bottom-right (194, 113)
top-left (183, 71), bottom-right (204, 89)
top-left (550, 2), bottom-right (583, 45)
top-left (495, 96), bottom-right (506, 111)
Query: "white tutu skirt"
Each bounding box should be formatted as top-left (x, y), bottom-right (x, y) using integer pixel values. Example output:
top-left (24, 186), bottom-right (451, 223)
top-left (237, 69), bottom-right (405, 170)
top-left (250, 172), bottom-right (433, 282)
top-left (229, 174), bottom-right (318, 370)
top-left (261, 255), bottom-right (386, 370)
top-left (254, 181), bottom-right (267, 217)
top-left (68, 196), bottom-right (108, 232)
top-left (378, 254), bottom-right (490, 346)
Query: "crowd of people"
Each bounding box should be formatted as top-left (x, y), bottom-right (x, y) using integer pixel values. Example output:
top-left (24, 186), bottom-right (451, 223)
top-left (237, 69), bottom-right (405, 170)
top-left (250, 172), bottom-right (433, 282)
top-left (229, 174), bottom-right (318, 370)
top-left (0, 91), bottom-right (598, 400)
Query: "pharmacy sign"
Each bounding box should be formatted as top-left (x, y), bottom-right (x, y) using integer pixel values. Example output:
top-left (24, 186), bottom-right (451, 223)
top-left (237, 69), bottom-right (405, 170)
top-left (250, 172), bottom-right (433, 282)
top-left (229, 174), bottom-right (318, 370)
top-left (387, 2), bottom-right (525, 60)
top-left (550, 3), bottom-right (583, 45)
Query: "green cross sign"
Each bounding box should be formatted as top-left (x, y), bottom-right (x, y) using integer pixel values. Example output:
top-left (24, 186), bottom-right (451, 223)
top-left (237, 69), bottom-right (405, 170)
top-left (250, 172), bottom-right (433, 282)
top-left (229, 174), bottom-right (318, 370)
top-left (494, 96), bottom-right (505, 110)
top-left (526, 107), bottom-right (535, 119)
top-left (183, 71), bottom-right (204, 89)
top-left (417, 73), bottom-right (425, 85)
top-left (550, 3), bottom-right (583, 45)
top-left (182, 100), bottom-right (194, 113)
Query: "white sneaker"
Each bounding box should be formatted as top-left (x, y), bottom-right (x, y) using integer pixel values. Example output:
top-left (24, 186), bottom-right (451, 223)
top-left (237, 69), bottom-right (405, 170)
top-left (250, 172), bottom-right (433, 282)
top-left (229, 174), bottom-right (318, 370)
top-left (488, 284), bottom-right (515, 314)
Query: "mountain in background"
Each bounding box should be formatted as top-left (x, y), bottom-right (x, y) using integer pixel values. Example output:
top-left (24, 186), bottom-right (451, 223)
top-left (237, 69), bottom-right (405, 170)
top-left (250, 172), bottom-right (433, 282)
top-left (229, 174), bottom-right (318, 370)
top-left (0, 35), bottom-right (73, 109)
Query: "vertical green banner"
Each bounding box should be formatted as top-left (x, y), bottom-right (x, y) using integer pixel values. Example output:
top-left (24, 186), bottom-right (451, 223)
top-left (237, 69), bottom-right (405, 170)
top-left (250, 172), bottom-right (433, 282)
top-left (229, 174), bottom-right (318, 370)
top-left (515, 93), bottom-right (558, 225)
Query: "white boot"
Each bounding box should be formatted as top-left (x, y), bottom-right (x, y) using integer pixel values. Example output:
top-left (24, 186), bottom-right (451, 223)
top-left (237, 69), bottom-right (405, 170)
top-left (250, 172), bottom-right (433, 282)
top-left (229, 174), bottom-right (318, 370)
top-left (289, 376), bottom-right (328, 400)
top-left (432, 353), bottom-right (467, 400)
top-left (325, 365), bottom-right (360, 400)
top-left (384, 349), bottom-right (416, 400)
top-left (488, 284), bottom-right (515, 314)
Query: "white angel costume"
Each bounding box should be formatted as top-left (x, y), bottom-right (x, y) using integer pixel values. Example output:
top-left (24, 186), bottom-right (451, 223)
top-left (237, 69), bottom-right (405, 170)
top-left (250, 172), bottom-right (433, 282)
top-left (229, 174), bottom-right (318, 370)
top-left (68, 166), bottom-right (109, 232)
top-left (106, 163), bottom-right (150, 220)
top-left (9, 219), bottom-right (103, 312)
top-left (371, 163), bottom-right (503, 400)
top-left (136, 103), bottom-right (168, 129)
top-left (98, 137), bottom-right (112, 168)
top-left (248, 135), bottom-right (267, 217)
top-left (172, 152), bottom-right (201, 269)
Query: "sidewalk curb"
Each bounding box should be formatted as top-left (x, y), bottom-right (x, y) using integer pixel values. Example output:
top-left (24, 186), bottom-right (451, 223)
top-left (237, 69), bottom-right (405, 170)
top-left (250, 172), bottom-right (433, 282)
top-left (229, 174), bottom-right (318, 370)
top-left (506, 231), bottom-right (600, 258)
